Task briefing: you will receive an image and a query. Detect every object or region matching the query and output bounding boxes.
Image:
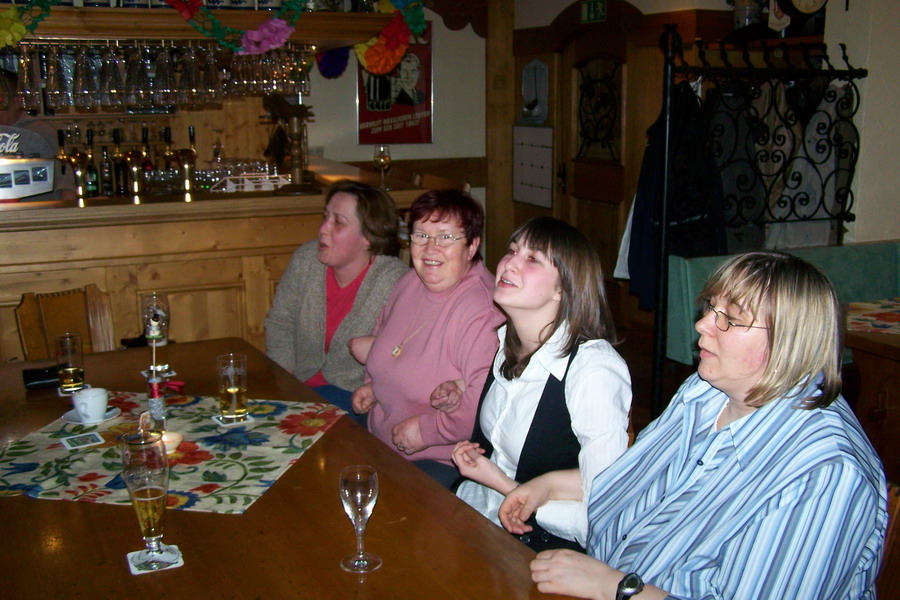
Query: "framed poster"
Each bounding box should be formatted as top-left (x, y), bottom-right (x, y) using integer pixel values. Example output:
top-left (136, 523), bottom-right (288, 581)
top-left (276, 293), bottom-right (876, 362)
top-left (357, 23), bottom-right (432, 145)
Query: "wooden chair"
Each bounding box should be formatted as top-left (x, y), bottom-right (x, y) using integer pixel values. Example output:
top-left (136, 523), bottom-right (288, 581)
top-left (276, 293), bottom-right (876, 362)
top-left (414, 172), bottom-right (471, 193)
top-left (15, 284), bottom-right (116, 361)
top-left (878, 481), bottom-right (900, 597)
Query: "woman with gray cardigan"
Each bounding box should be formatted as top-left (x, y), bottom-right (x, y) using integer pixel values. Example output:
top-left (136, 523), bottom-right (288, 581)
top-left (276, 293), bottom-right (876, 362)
top-left (265, 180), bottom-right (408, 422)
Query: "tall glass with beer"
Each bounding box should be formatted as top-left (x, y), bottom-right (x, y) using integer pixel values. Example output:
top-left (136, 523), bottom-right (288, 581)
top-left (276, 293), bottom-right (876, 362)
top-left (216, 353), bottom-right (248, 423)
top-left (120, 430), bottom-right (181, 571)
top-left (55, 333), bottom-right (85, 393)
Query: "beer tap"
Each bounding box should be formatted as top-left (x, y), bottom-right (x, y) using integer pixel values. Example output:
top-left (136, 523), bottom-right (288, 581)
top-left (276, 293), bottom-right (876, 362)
top-left (173, 125), bottom-right (197, 201)
top-left (65, 148), bottom-right (89, 207)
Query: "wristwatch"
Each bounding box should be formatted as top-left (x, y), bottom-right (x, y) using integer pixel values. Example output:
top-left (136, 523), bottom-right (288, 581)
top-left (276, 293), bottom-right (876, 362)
top-left (615, 572), bottom-right (644, 600)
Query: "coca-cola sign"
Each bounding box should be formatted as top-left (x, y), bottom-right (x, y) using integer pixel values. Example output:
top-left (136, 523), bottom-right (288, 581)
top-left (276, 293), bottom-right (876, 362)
top-left (0, 132), bottom-right (21, 156)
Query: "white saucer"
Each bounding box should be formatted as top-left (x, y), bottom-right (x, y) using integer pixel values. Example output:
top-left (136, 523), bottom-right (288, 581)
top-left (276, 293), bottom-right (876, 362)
top-left (62, 407), bottom-right (122, 425)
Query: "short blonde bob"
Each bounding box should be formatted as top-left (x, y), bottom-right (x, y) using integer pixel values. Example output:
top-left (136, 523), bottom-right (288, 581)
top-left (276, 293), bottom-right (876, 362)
top-left (698, 251), bottom-right (842, 409)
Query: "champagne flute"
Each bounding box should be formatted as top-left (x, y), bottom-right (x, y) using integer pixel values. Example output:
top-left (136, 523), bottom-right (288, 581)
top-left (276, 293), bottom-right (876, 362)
top-left (121, 430), bottom-right (181, 572)
top-left (373, 145), bottom-right (391, 191)
top-left (339, 465), bottom-right (382, 573)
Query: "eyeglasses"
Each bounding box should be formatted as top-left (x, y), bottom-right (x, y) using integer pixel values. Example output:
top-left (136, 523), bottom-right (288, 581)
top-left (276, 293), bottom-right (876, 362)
top-left (701, 299), bottom-right (767, 332)
top-left (409, 232), bottom-right (466, 248)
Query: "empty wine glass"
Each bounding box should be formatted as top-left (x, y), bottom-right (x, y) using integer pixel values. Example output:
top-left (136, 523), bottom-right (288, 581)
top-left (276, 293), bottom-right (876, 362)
top-left (339, 465), bottom-right (381, 573)
top-left (121, 430), bottom-right (181, 572)
top-left (100, 45), bottom-right (124, 108)
top-left (373, 145), bottom-right (391, 191)
top-left (153, 44), bottom-right (176, 107)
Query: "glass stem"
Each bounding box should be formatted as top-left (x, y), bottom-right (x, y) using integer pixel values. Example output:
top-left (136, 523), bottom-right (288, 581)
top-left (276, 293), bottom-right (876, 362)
top-left (144, 536), bottom-right (162, 553)
top-left (380, 169), bottom-right (385, 189)
top-left (354, 522), bottom-right (367, 557)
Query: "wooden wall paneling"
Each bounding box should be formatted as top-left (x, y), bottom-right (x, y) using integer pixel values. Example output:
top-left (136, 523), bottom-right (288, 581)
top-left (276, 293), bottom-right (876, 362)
top-left (169, 97), bottom-right (270, 167)
top-left (242, 255), bottom-right (279, 351)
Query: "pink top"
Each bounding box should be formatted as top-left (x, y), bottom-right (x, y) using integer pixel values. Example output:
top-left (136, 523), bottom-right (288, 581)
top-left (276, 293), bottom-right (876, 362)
top-left (305, 262), bottom-right (371, 388)
top-left (366, 263), bottom-right (505, 465)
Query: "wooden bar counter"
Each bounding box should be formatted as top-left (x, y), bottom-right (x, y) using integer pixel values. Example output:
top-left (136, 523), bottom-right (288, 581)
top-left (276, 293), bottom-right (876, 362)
top-left (0, 158), bottom-right (420, 362)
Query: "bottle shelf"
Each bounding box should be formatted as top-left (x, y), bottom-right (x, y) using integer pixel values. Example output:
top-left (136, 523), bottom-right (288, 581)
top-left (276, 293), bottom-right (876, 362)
top-left (23, 7), bottom-right (392, 49)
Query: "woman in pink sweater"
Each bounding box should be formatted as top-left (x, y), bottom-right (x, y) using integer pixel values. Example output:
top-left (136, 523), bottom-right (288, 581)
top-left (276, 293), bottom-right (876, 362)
top-left (352, 190), bottom-right (505, 488)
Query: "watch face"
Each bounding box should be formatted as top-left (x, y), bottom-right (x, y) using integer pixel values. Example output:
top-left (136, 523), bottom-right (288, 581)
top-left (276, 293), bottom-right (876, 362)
top-left (620, 573), bottom-right (643, 593)
top-left (779, 0), bottom-right (827, 16)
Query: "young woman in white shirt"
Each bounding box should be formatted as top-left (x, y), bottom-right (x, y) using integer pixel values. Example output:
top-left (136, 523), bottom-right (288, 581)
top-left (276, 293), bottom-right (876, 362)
top-left (453, 216), bottom-right (632, 552)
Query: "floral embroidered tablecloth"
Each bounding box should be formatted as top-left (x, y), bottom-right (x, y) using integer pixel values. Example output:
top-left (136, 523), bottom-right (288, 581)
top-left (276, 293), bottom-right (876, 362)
top-left (0, 391), bottom-right (344, 514)
top-left (846, 298), bottom-right (900, 334)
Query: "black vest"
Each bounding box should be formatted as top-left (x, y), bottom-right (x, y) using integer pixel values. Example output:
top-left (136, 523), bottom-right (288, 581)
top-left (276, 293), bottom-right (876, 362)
top-left (469, 344), bottom-right (585, 552)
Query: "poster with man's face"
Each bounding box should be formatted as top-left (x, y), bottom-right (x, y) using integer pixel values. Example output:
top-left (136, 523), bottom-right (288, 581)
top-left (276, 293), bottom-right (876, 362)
top-left (357, 23), bottom-right (432, 144)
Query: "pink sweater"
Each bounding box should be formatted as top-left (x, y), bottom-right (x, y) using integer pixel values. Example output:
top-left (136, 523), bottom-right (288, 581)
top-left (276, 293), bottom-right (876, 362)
top-left (366, 263), bottom-right (504, 465)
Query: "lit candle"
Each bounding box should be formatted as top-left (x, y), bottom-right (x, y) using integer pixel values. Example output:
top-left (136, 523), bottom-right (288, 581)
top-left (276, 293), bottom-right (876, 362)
top-left (162, 432), bottom-right (183, 454)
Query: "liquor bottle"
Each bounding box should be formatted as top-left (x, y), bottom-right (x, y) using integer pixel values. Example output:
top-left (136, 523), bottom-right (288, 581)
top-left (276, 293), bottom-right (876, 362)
top-left (84, 130), bottom-right (100, 198)
top-left (112, 129), bottom-right (128, 196)
top-left (141, 126), bottom-right (155, 172)
top-left (98, 146), bottom-right (114, 197)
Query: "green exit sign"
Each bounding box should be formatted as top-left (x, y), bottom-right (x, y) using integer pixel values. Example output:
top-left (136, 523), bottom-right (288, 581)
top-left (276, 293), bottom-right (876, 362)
top-left (581, 0), bottom-right (607, 23)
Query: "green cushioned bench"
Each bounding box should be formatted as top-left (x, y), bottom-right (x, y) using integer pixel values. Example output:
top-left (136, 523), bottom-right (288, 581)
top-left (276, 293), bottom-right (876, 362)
top-left (667, 241), bottom-right (900, 365)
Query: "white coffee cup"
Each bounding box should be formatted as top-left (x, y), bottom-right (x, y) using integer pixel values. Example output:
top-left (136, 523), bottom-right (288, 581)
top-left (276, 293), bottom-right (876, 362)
top-left (73, 388), bottom-right (109, 424)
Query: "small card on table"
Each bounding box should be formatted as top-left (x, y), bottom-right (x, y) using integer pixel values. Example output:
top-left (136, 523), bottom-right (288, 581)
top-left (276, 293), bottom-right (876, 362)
top-left (60, 432), bottom-right (105, 450)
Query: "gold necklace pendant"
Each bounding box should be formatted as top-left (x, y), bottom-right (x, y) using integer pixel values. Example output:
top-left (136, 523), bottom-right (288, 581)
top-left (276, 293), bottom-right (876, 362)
top-left (391, 345), bottom-right (402, 358)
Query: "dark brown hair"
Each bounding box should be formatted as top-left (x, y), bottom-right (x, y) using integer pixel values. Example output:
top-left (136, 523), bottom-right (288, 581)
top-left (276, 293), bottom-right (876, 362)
top-left (325, 179), bottom-right (400, 256)
top-left (408, 189), bottom-right (484, 263)
top-left (500, 217), bottom-right (617, 379)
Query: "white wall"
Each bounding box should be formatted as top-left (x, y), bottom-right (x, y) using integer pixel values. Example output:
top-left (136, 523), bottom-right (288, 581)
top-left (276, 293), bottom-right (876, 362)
top-left (825, 0), bottom-right (900, 243)
top-left (304, 8), bottom-right (485, 163)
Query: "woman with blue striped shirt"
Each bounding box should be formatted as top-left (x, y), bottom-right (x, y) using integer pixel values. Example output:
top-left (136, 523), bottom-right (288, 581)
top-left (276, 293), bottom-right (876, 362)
top-left (499, 251), bottom-right (888, 600)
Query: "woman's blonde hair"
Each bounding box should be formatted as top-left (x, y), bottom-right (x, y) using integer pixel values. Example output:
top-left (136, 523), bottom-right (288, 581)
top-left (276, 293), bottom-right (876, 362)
top-left (699, 251), bottom-right (842, 409)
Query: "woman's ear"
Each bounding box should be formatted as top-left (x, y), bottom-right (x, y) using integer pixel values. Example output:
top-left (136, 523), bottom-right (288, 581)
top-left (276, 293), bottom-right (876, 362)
top-left (467, 236), bottom-right (481, 261)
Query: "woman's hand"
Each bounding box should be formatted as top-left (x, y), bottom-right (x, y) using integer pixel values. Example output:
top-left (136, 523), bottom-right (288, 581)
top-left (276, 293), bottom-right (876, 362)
top-left (530, 550), bottom-right (618, 599)
top-left (452, 441), bottom-right (517, 494)
top-left (430, 379), bottom-right (465, 413)
top-left (391, 416), bottom-right (425, 455)
top-left (351, 383), bottom-right (377, 415)
top-left (348, 336), bottom-right (375, 365)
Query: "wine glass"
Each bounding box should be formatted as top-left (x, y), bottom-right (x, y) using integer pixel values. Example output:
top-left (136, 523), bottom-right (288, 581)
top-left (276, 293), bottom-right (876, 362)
top-left (120, 430), bottom-right (181, 572)
top-left (373, 145), bottom-right (391, 191)
top-left (339, 465), bottom-right (382, 573)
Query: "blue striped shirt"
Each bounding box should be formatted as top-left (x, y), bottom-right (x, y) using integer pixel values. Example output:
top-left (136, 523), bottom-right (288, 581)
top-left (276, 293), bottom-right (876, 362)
top-left (586, 373), bottom-right (887, 599)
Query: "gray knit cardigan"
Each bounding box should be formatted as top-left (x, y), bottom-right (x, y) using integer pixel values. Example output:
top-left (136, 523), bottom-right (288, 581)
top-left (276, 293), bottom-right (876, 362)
top-left (265, 240), bottom-right (408, 391)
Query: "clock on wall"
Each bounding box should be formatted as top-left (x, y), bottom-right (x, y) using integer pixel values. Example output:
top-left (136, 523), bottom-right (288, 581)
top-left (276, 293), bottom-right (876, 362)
top-left (777, 0), bottom-right (828, 18)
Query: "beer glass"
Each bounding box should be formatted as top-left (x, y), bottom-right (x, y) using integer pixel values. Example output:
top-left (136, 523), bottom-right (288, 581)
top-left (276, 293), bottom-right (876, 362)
top-left (339, 465), bottom-right (381, 573)
top-left (56, 333), bottom-right (85, 393)
top-left (216, 353), bottom-right (248, 423)
top-left (125, 46), bottom-right (152, 108)
top-left (152, 45), bottom-right (176, 107)
top-left (121, 430), bottom-right (181, 571)
top-left (99, 45), bottom-right (124, 108)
